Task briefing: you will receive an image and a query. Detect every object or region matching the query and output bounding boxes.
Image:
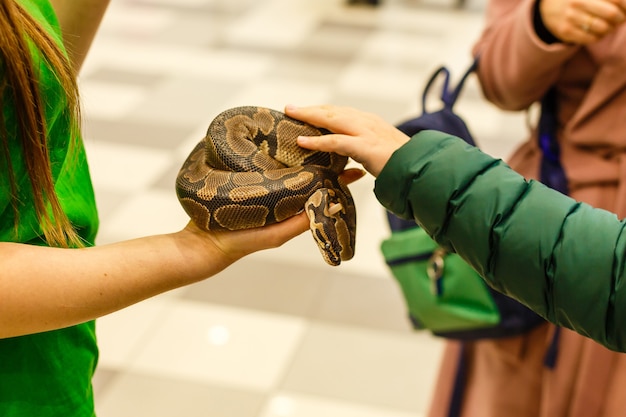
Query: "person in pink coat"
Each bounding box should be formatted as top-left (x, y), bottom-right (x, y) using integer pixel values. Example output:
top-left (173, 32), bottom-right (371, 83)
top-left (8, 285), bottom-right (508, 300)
top-left (427, 0), bottom-right (626, 415)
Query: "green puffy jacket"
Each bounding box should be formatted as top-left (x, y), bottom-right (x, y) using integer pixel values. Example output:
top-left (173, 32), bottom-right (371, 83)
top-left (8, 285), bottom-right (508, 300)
top-left (375, 130), bottom-right (626, 352)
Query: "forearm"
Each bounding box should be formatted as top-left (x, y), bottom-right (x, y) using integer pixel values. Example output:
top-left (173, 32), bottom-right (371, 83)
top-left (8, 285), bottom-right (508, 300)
top-left (0, 210), bottom-right (310, 339)
top-left (48, 0), bottom-right (110, 72)
top-left (0, 230), bottom-right (230, 338)
top-left (288, 103), bottom-right (626, 350)
top-left (376, 131), bottom-right (626, 351)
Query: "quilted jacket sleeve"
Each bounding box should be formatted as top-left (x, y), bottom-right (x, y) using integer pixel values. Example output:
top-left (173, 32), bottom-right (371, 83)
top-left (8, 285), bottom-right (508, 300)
top-left (375, 130), bottom-right (626, 352)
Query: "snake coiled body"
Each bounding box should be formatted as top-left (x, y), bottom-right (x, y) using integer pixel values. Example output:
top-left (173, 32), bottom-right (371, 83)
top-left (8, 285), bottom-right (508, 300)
top-left (175, 106), bottom-right (356, 266)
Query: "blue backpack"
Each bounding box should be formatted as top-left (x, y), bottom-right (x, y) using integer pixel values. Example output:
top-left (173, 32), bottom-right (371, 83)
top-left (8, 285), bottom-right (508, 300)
top-left (382, 58), bottom-right (566, 417)
top-left (383, 59), bottom-right (546, 340)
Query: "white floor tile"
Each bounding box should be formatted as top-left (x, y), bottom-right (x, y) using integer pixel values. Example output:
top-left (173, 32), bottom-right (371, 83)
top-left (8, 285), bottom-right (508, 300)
top-left (358, 31), bottom-right (444, 68)
top-left (82, 140), bottom-right (173, 193)
top-left (281, 322), bottom-right (443, 413)
top-left (80, 81), bottom-right (148, 120)
top-left (78, 0), bottom-right (521, 415)
top-left (224, 0), bottom-right (333, 50)
top-left (96, 370), bottom-right (266, 417)
top-left (96, 295), bottom-right (174, 368)
top-left (98, 1), bottom-right (176, 38)
top-left (141, 0), bottom-right (213, 6)
top-left (337, 63), bottom-right (426, 101)
top-left (130, 301), bottom-right (307, 390)
top-left (96, 189), bottom-right (189, 243)
top-left (87, 38), bottom-right (273, 81)
top-left (222, 80), bottom-right (333, 113)
top-left (260, 392), bottom-right (425, 417)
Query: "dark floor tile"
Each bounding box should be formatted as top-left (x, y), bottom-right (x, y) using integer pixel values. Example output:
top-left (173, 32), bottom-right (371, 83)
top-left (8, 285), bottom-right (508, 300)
top-left (92, 367), bottom-right (119, 398)
top-left (310, 272), bottom-right (414, 332)
top-left (83, 118), bottom-right (196, 150)
top-left (83, 67), bottom-right (166, 87)
top-left (181, 258), bottom-right (328, 317)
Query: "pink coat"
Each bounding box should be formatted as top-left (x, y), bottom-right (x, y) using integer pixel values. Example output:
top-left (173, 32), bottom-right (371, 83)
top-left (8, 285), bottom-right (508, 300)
top-left (474, 0), bottom-right (626, 215)
top-left (429, 0), bottom-right (626, 416)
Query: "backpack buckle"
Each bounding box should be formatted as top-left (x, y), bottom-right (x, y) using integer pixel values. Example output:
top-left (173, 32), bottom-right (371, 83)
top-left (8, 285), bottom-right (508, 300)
top-left (427, 248), bottom-right (446, 295)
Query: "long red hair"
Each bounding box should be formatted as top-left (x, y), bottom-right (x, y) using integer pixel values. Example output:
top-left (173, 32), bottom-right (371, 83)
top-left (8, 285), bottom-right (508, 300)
top-left (0, 0), bottom-right (83, 247)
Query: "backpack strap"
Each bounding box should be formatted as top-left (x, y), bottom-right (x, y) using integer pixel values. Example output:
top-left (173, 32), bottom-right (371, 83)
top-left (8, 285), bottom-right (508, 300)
top-left (422, 58), bottom-right (478, 113)
top-left (446, 343), bottom-right (468, 417)
top-left (538, 88), bottom-right (568, 195)
top-left (543, 326), bottom-right (562, 368)
top-left (537, 87), bottom-right (567, 368)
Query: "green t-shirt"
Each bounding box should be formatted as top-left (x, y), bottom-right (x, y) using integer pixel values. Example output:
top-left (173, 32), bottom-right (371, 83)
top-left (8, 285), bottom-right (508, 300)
top-left (0, 1), bottom-right (100, 416)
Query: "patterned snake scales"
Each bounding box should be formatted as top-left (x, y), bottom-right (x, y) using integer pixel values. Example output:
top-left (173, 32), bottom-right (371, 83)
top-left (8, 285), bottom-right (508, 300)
top-left (175, 106), bottom-right (356, 266)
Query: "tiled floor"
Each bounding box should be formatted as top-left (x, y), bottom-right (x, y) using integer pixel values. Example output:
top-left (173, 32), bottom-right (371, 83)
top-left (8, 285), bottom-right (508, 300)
top-left (83, 0), bottom-right (529, 416)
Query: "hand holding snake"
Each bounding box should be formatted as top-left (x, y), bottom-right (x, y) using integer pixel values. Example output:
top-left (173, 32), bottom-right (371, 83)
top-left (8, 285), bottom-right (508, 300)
top-left (176, 106), bottom-right (359, 266)
top-left (539, 0), bottom-right (626, 43)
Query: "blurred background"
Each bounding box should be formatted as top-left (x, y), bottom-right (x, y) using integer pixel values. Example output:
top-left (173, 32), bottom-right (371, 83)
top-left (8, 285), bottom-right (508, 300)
top-left (81, 0), bottom-right (527, 415)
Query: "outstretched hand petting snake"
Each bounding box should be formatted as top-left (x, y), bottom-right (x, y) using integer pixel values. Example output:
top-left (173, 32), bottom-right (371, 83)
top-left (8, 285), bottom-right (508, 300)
top-left (176, 106), bottom-right (357, 266)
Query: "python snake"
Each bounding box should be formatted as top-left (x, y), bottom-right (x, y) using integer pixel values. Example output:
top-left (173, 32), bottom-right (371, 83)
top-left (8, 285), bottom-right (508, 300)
top-left (175, 106), bottom-right (356, 266)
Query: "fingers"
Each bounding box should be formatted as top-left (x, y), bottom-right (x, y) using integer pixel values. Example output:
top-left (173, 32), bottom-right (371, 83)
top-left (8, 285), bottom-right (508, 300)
top-left (297, 133), bottom-right (357, 157)
top-left (190, 210), bottom-right (310, 263)
top-left (286, 104), bottom-right (385, 135)
top-left (247, 212), bottom-right (310, 248)
top-left (287, 103), bottom-right (375, 159)
top-left (286, 104), bottom-right (410, 177)
top-left (577, 1), bottom-right (625, 38)
top-left (583, 0), bottom-right (626, 25)
top-left (260, 212), bottom-right (310, 247)
top-left (297, 133), bottom-right (388, 176)
top-left (541, 0), bottom-right (626, 43)
top-left (217, 212), bottom-right (310, 256)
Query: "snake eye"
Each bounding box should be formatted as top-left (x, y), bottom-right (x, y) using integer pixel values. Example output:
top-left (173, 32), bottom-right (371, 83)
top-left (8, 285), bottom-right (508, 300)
top-left (325, 242), bottom-right (331, 250)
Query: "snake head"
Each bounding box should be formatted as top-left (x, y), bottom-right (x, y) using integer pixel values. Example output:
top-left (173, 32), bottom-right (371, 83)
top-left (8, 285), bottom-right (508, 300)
top-left (305, 188), bottom-right (356, 266)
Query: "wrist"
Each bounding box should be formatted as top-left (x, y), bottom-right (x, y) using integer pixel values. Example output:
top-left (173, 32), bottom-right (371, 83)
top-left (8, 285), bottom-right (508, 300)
top-left (176, 222), bottom-right (241, 279)
top-left (534, 0), bottom-right (561, 44)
